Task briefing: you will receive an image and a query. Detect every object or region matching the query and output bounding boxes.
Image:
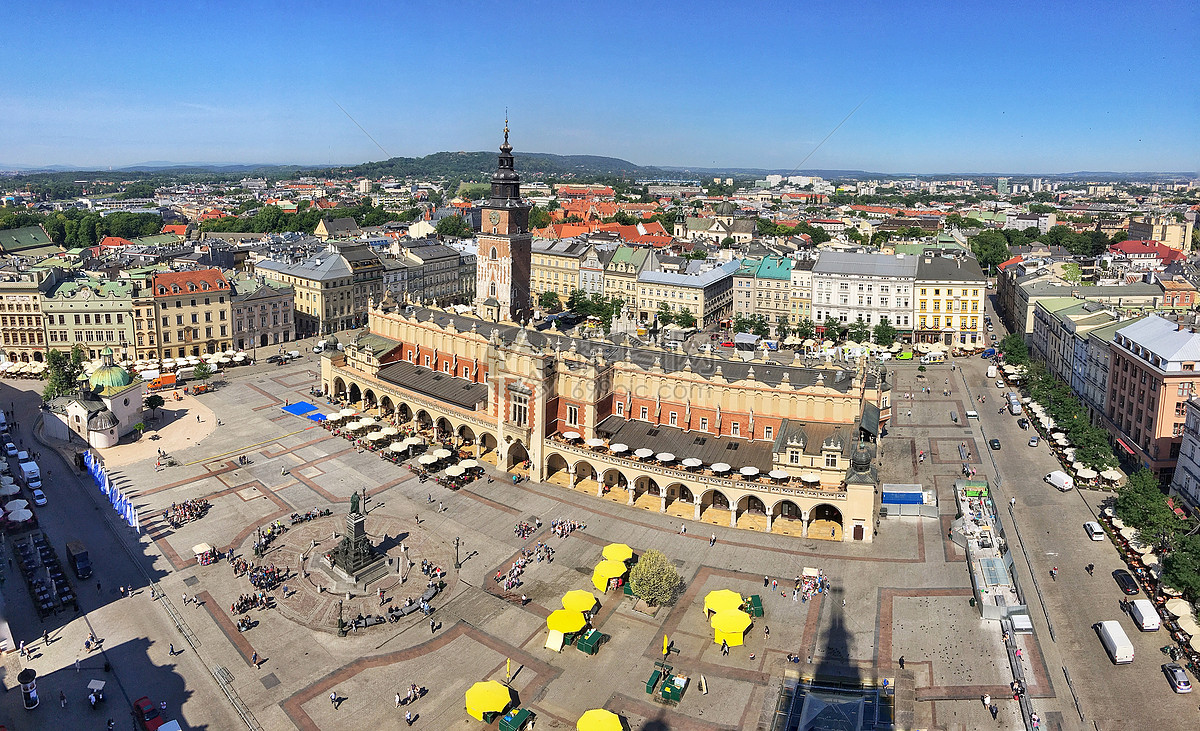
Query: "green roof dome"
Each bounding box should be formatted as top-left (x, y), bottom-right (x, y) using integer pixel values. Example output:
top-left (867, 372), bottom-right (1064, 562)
top-left (89, 364), bottom-right (133, 391)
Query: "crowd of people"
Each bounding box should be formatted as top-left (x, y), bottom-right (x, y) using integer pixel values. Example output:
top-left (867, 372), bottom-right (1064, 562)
top-left (252, 520), bottom-right (288, 557)
top-left (514, 521), bottom-right (537, 539)
top-left (231, 591), bottom-right (272, 615)
top-left (550, 518), bottom-right (585, 538)
top-left (419, 559), bottom-right (446, 579)
top-left (164, 498), bottom-right (210, 528)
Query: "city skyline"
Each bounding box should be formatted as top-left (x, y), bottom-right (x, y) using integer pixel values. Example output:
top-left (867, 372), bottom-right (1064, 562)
top-left (1, 1), bottom-right (1197, 173)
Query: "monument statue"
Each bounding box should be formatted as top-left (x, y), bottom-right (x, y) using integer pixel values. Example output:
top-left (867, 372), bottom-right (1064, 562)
top-left (350, 492), bottom-right (360, 516)
top-left (330, 492), bottom-right (379, 576)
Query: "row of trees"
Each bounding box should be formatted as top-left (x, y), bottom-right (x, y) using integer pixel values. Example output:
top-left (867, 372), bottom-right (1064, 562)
top-left (970, 224), bottom-right (1131, 272)
top-left (755, 218), bottom-right (832, 244)
top-left (1022, 360), bottom-right (1117, 470)
top-left (201, 199), bottom-right (417, 235)
top-left (1116, 469), bottom-right (1200, 601)
top-left (0, 208), bottom-right (166, 249)
top-left (729, 313), bottom-right (898, 346)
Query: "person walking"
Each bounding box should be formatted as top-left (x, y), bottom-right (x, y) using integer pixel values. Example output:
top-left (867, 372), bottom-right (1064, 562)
top-left (405, 710), bottom-right (414, 726)
top-left (60, 690), bottom-right (67, 707)
top-left (898, 655), bottom-right (905, 669)
top-left (169, 643), bottom-right (175, 656)
top-left (396, 692), bottom-right (402, 708)
top-left (330, 691), bottom-right (338, 709)
top-left (709, 534), bottom-right (716, 547)
top-left (982, 693), bottom-right (990, 707)
top-left (75, 658), bottom-right (81, 673)
top-left (251, 651), bottom-right (259, 667)
top-left (430, 619), bottom-right (436, 634)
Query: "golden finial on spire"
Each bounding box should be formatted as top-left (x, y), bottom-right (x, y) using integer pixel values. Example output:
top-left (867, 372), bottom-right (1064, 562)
top-left (503, 108), bottom-right (509, 144)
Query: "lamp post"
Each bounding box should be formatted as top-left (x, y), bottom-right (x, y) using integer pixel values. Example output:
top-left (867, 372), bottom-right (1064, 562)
top-left (454, 537), bottom-right (461, 570)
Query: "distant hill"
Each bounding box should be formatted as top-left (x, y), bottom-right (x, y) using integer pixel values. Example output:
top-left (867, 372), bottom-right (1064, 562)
top-left (329, 151), bottom-right (653, 180)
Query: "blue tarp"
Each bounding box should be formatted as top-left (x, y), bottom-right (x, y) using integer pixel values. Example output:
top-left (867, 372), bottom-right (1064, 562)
top-left (281, 401), bottom-right (317, 416)
top-left (307, 413), bottom-right (327, 422)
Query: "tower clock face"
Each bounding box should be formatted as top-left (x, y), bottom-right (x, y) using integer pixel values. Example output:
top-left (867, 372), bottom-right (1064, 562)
top-left (489, 211), bottom-right (501, 225)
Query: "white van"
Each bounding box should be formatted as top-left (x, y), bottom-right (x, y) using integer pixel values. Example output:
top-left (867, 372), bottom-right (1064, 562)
top-left (1083, 521), bottom-right (1105, 541)
top-left (1128, 599), bottom-right (1161, 631)
top-left (1044, 470), bottom-right (1074, 491)
top-left (1094, 620), bottom-right (1135, 664)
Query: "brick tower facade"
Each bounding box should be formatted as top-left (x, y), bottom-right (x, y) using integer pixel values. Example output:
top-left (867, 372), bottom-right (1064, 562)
top-left (474, 121), bottom-right (532, 323)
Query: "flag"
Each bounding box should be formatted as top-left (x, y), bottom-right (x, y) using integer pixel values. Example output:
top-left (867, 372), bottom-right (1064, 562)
top-left (663, 634), bottom-right (669, 656)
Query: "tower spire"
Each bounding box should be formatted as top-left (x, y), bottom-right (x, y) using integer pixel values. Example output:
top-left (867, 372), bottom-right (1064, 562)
top-left (504, 108), bottom-right (509, 146)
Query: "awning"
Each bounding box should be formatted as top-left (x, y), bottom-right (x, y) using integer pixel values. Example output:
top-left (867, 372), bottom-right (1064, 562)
top-left (860, 403), bottom-right (880, 435)
top-left (1116, 438), bottom-right (1135, 455)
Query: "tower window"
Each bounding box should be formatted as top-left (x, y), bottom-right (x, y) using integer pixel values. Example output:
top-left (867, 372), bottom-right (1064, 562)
top-left (490, 247), bottom-right (498, 260)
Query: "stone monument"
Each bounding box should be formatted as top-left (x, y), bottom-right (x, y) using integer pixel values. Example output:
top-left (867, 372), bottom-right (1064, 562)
top-left (327, 492), bottom-right (387, 584)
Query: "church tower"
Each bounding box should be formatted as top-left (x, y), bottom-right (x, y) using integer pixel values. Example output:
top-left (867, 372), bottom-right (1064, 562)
top-left (474, 120), bottom-right (532, 323)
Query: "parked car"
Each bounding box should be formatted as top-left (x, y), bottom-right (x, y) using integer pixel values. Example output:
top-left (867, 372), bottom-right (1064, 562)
top-left (4, 442), bottom-right (16, 457)
top-left (134, 697), bottom-right (166, 731)
top-left (1112, 569), bottom-right (1140, 595)
top-left (995, 380), bottom-right (1005, 389)
top-left (1164, 662), bottom-right (1193, 693)
top-left (720, 341), bottom-right (734, 348)
top-left (31, 489), bottom-right (46, 506)
top-left (989, 438), bottom-right (1001, 450)
top-left (1028, 436), bottom-right (1039, 447)
top-left (1017, 417), bottom-right (1029, 430)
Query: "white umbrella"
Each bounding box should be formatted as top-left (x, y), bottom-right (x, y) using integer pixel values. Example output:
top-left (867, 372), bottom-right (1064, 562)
top-left (380, 427), bottom-right (399, 437)
top-left (1101, 469), bottom-right (1123, 482)
top-left (7, 509), bottom-right (33, 522)
top-left (634, 448), bottom-right (654, 459)
top-left (224, 349), bottom-right (236, 356)
top-left (585, 437), bottom-right (605, 448)
top-left (358, 417), bottom-right (377, 427)
top-left (0, 484), bottom-right (19, 497)
top-left (432, 448), bottom-right (453, 459)
top-left (389, 443), bottom-right (408, 453)
top-left (1051, 432), bottom-right (1065, 439)
top-left (4, 499), bottom-right (28, 512)
top-left (1077, 468), bottom-right (1098, 479)
top-left (740, 466), bottom-right (760, 477)
top-left (609, 443), bottom-right (628, 453)
top-left (445, 465), bottom-right (466, 477)
top-left (402, 437), bottom-right (423, 448)
top-left (1165, 597), bottom-right (1193, 618)
top-left (562, 431), bottom-right (581, 440)
top-left (769, 469), bottom-right (789, 480)
top-left (367, 431), bottom-right (387, 441)
top-left (711, 462), bottom-right (731, 473)
top-left (1111, 517), bottom-right (1126, 529)
top-left (417, 455), bottom-right (437, 466)
top-left (656, 452), bottom-right (675, 462)
top-left (339, 408), bottom-right (356, 417)
top-left (233, 354), bottom-right (246, 362)
top-left (801, 472), bottom-right (821, 483)
top-left (459, 459), bottom-right (479, 469)
top-left (681, 457), bottom-right (703, 468)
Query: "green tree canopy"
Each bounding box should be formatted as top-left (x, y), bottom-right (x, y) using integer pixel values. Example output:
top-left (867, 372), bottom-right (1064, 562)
top-left (970, 230), bottom-right (1011, 271)
top-left (537, 291), bottom-right (562, 313)
top-left (528, 205), bottom-right (551, 230)
top-left (846, 318), bottom-right (871, 342)
top-left (822, 317), bottom-right (843, 339)
top-left (998, 333), bottom-right (1029, 364)
top-left (193, 362), bottom-right (213, 381)
top-left (435, 215), bottom-right (473, 238)
top-left (42, 345), bottom-right (86, 401)
top-left (873, 317), bottom-right (898, 346)
top-left (627, 549), bottom-right (683, 606)
top-left (794, 318), bottom-right (817, 340)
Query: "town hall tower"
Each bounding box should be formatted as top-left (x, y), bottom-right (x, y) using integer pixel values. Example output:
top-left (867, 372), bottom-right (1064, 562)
top-left (474, 121), bottom-right (532, 323)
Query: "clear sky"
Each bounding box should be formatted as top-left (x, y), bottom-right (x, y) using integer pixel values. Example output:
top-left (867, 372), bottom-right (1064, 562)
top-left (2, 0), bottom-right (1197, 173)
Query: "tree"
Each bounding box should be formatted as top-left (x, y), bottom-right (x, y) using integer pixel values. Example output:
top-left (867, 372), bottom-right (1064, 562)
top-left (42, 345), bottom-right (86, 401)
top-left (870, 231), bottom-right (891, 248)
top-left (774, 322), bottom-right (790, 340)
top-left (795, 318), bottom-right (816, 340)
top-left (674, 309), bottom-right (697, 329)
top-left (528, 205), bottom-right (551, 230)
top-left (656, 302), bottom-right (675, 327)
top-left (970, 230), bottom-right (1011, 272)
top-left (998, 333), bottom-right (1029, 364)
top-left (435, 215), bottom-right (472, 239)
top-left (134, 422), bottom-right (146, 440)
top-left (720, 236), bottom-right (736, 248)
top-left (145, 393), bottom-right (165, 418)
top-left (627, 549), bottom-right (683, 606)
top-left (1061, 262), bottom-right (1082, 284)
top-left (822, 317), bottom-right (844, 340)
top-left (193, 362), bottom-right (213, 381)
top-left (846, 318), bottom-right (871, 343)
top-left (537, 291), bottom-right (562, 313)
top-left (566, 289), bottom-right (590, 314)
top-left (1162, 533), bottom-right (1200, 602)
top-left (873, 317), bottom-right (898, 346)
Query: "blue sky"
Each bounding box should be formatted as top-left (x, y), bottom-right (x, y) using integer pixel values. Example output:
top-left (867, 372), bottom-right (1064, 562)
top-left (2, 1), bottom-right (1197, 173)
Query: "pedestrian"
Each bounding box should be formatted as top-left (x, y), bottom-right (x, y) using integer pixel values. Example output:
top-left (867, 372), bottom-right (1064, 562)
top-left (438, 501), bottom-right (443, 512)
top-left (405, 710), bottom-right (413, 726)
top-left (1010, 497), bottom-right (1016, 509)
top-left (430, 619), bottom-right (436, 634)
top-left (679, 524), bottom-right (686, 534)
top-left (182, 593), bottom-right (188, 606)
top-left (75, 658), bottom-right (81, 673)
top-left (989, 704), bottom-right (998, 720)
top-left (396, 692), bottom-right (402, 708)
top-left (982, 693), bottom-right (990, 707)
top-left (169, 643), bottom-right (175, 656)
top-left (764, 576), bottom-right (769, 587)
top-left (60, 689), bottom-right (67, 707)
top-left (18, 640), bottom-right (25, 658)
top-left (42, 628), bottom-right (48, 645)
top-left (415, 514), bottom-right (419, 525)
top-left (764, 626), bottom-right (770, 640)
top-left (251, 651), bottom-right (258, 667)
top-left (721, 639), bottom-right (729, 656)
top-left (97, 580), bottom-right (102, 593)
top-left (898, 655), bottom-right (905, 669)
top-left (331, 691), bottom-right (338, 709)
top-left (771, 579), bottom-right (778, 591)
top-left (709, 533), bottom-right (716, 547)
top-left (197, 414), bottom-right (201, 422)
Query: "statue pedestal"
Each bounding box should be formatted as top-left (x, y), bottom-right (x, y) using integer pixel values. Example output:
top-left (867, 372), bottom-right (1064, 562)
top-left (324, 512), bottom-right (389, 589)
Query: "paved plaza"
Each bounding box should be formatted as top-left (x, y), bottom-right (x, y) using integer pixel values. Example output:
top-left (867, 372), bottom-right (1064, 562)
top-left (1, 330), bottom-right (1195, 731)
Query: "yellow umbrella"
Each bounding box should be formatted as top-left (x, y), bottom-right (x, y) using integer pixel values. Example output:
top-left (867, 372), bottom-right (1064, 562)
top-left (704, 588), bottom-right (744, 614)
top-left (602, 543), bottom-right (633, 562)
top-left (562, 589), bottom-right (599, 613)
top-left (547, 609), bottom-right (587, 634)
top-left (592, 560), bottom-right (627, 592)
top-left (711, 609), bottom-right (752, 647)
top-left (577, 708), bottom-right (623, 731)
top-left (464, 680), bottom-right (512, 721)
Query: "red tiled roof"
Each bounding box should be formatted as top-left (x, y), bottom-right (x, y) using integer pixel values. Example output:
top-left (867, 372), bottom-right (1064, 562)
top-left (997, 255), bottom-right (1023, 271)
top-left (152, 268), bottom-right (230, 297)
top-left (98, 236), bottom-right (135, 247)
top-left (161, 224), bottom-right (187, 236)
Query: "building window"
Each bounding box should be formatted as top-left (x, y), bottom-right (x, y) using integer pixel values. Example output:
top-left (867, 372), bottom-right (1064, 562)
top-left (640, 406), bottom-right (649, 420)
top-left (511, 392), bottom-right (528, 426)
top-left (615, 401), bottom-right (624, 417)
top-left (566, 405), bottom-right (579, 426)
top-left (825, 453), bottom-right (838, 467)
top-left (668, 411), bottom-right (678, 426)
top-left (731, 422), bottom-right (740, 437)
top-left (699, 417), bottom-right (708, 431)
top-left (764, 426), bottom-right (773, 440)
